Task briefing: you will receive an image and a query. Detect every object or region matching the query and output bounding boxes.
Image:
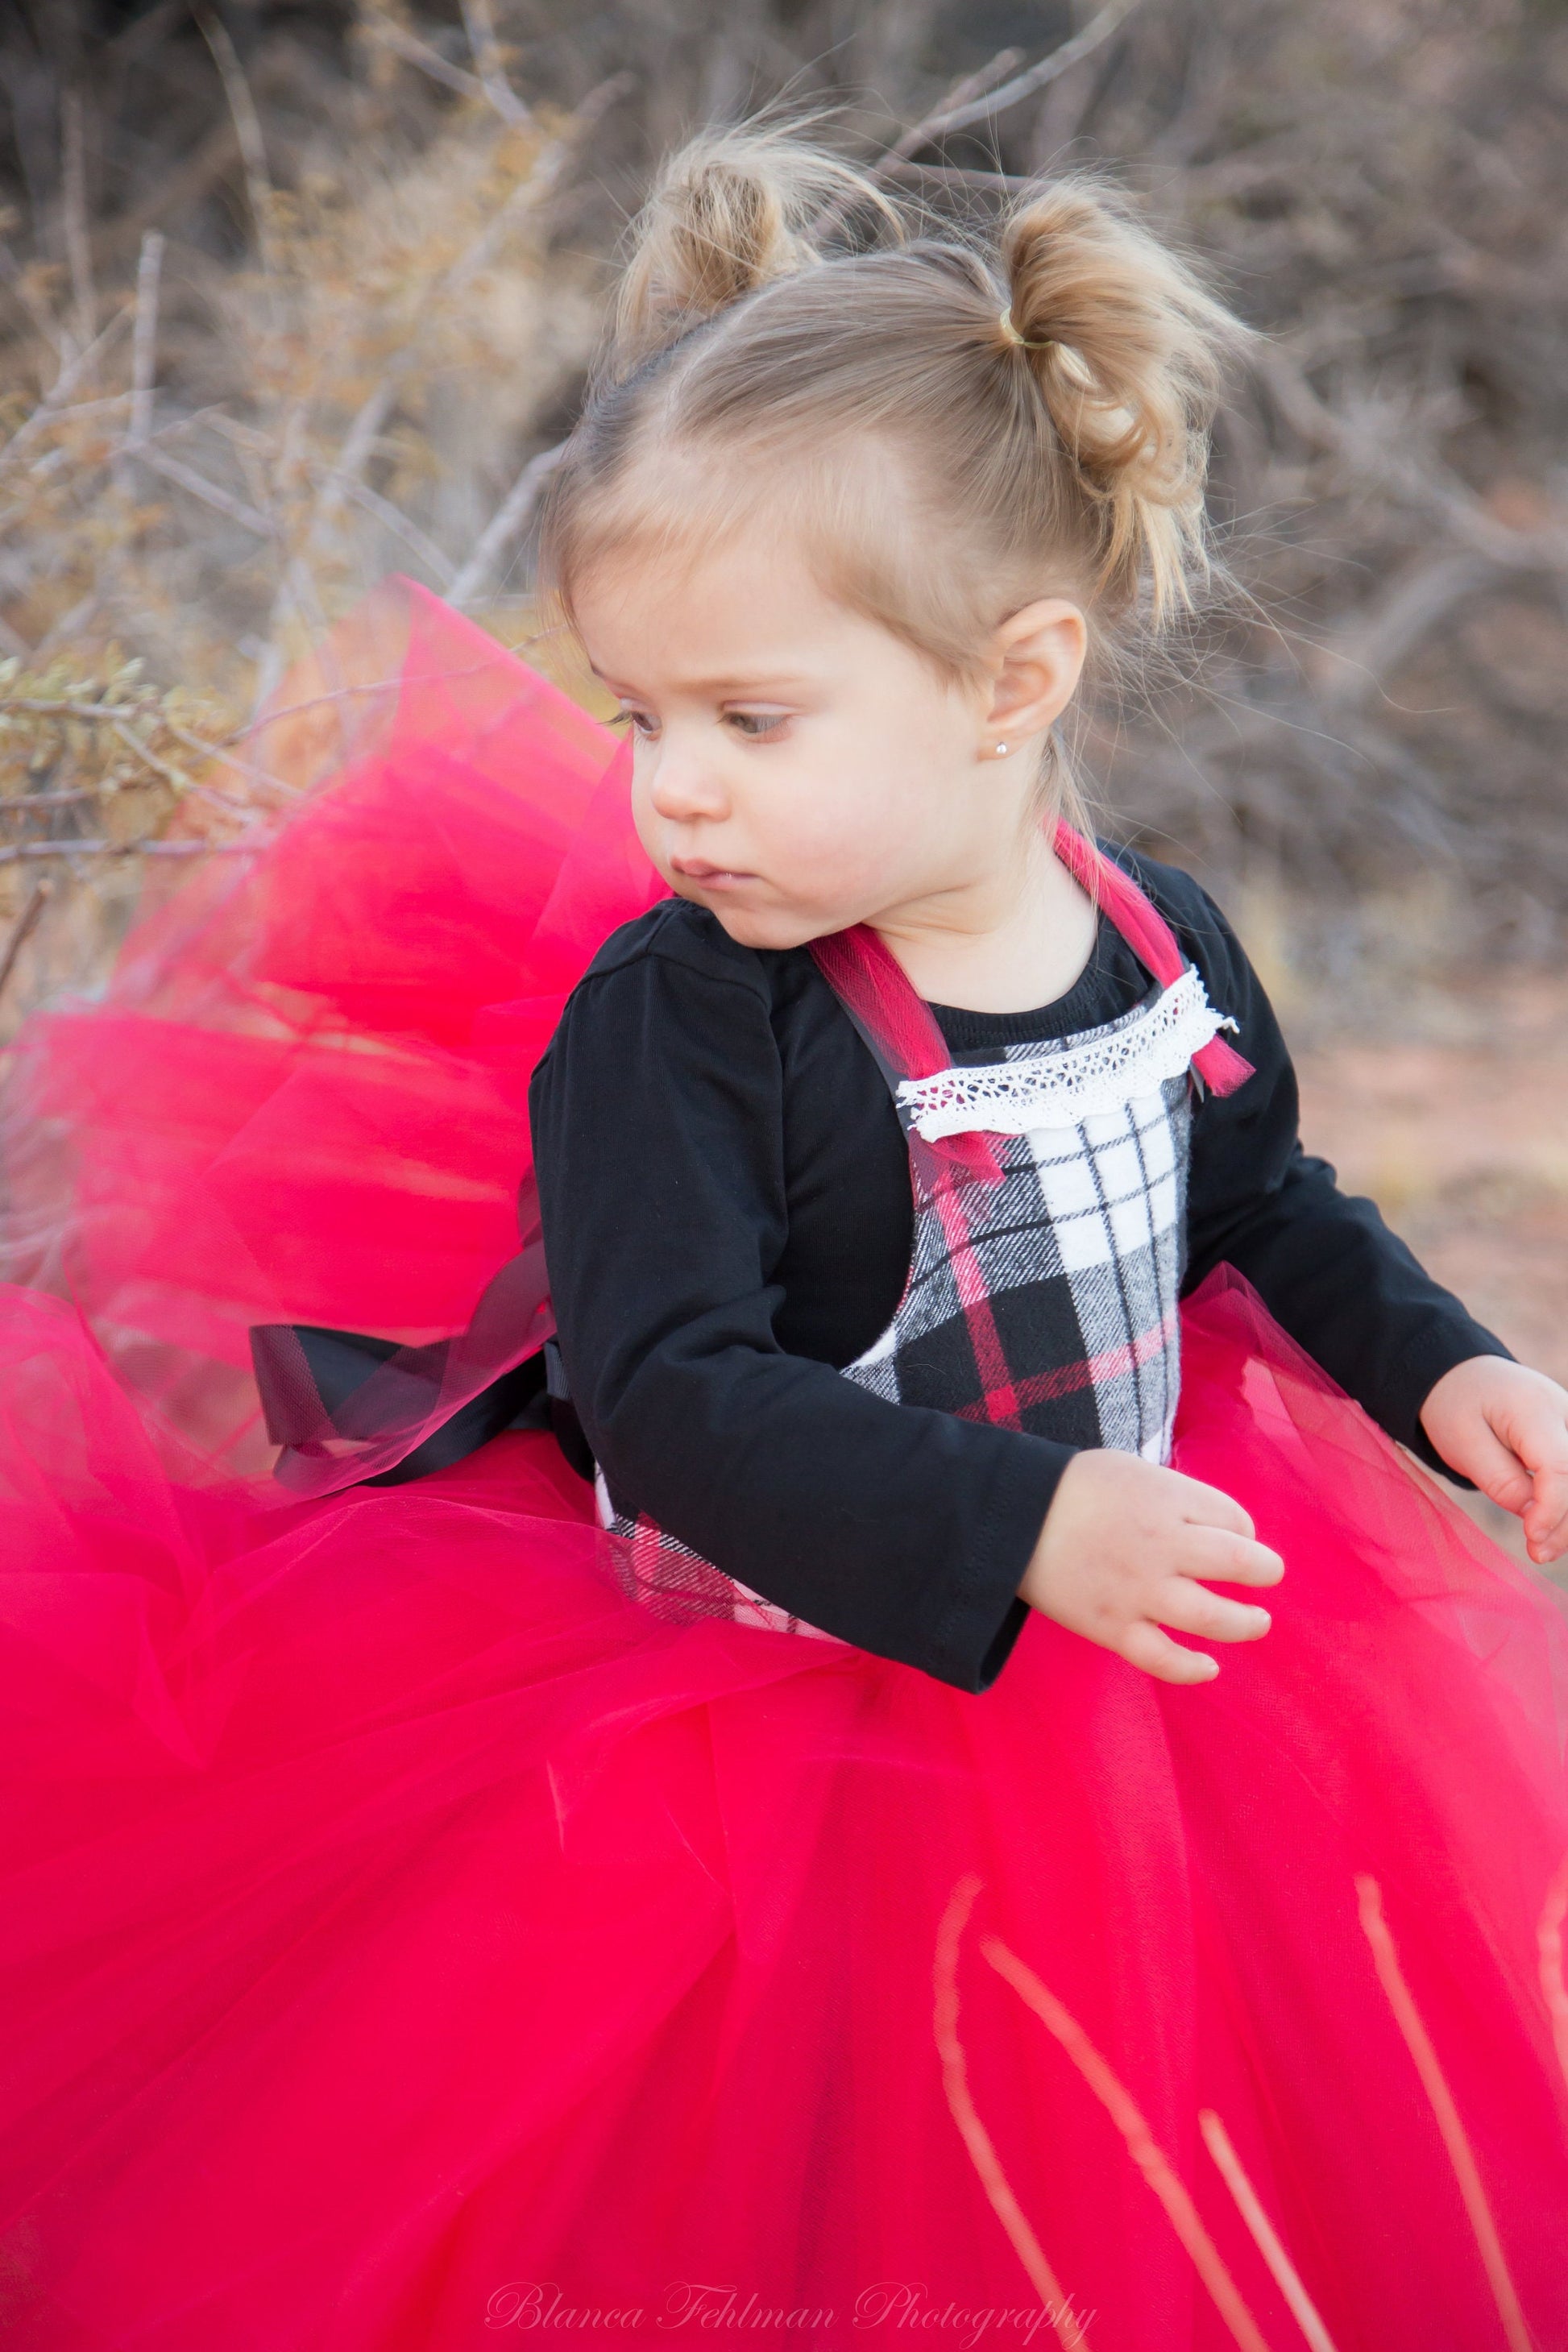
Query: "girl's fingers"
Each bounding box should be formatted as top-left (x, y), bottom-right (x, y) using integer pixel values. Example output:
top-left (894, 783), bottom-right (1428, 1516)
top-left (1176, 1524), bottom-right (1285, 1589)
top-left (1459, 1415), bottom-right (1537, 1512)
top-left (1524, 1455), bottom-right (1568, 1545)
top-left (1167, 1471), bottom-right (1256, 1541)
top-left (1506, 1388), bottom-right (1568, 1554)
top-left (1118, 1620), bottom-right (1220, 1686)
top-left (1491, 1469), bottom-right (1540, 1516)
top-left (1152, 1576), bottom-right (1272, 1645)
top-left (1524, 1487), bottom-right (1568, 1564)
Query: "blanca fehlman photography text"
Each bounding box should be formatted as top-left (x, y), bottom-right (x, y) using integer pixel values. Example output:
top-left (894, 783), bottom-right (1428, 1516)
top-left (483, 2284), bottom-right (1097, 2346)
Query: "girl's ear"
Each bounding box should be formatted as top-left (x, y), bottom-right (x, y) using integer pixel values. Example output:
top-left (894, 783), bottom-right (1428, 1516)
top-left (979, 599), bottom-right (1088, 753)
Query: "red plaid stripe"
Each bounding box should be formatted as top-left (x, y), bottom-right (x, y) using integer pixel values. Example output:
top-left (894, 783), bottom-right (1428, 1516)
top-left (954, 1304), bottom-right (1180, 1425)
top-left (925, 1157), bottom-right (1023, 1427)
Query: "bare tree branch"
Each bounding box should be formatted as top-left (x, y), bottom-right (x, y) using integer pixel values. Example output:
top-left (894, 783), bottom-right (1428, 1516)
top-left (100, 118), bottom-right (239, 265)
top-left (0, 879), bottom-right (49, 1002)
top-left (1311, 555), bottom-right (1495, 710)
top-left (883, 47), bottom-right (1027, 168)
top-left (305, 378), bottom-right (399, 546)
top-left (363, 10), bottom-right (532, 130)
top-left (334, 475), bottom-right (458, 587)
top-left (449, 442), bottom-right (564, 608)
top-left (1255, 347), bottom-right (1568, 575)
top-left (365, 19), bottom-right (493, 110)
top-left (3, 786), bottom-right (124, 810)
top-left (125, 230), bottom-right (164, 450)
top-left (0, 238), bottom-right (62, 354)
top-left (459, 0), bottom-right (532, 128)
top-left (895, 0), bottom-right (1147, 154)
top-left (129, 444), bottom-right (276, 537)
top-left (165, 722), bottom-right (302, 799)
top-left (0, 306), bottom-right (132, 474)
top-left (0, 838), bottom-right (256, 866)
top-left (239, 666), bottom-right (507, 750)
top-left (60, 89), bottom-right (97, 353)
top-left (197, 11), bottom-right (282, 292)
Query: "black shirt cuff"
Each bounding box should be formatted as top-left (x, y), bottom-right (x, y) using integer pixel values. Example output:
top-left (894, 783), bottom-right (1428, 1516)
top-left (926, 1436), bottom-right (1073, 1692)
top-left (1383, 1316), bottom-right (1516, 1488)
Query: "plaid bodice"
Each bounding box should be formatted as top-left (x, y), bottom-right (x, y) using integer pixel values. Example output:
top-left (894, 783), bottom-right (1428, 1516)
top-left (837, 978), bottom-right (1197, 1459)
top-left (597, 827), bottom-right (1251, 1638)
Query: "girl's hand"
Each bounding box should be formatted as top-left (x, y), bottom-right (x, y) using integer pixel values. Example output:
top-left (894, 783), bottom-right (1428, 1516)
top-left (1418, 1355), bottom-right (1568, 1565)
top-left (1018, 1451), bottom-right (1284, 1686)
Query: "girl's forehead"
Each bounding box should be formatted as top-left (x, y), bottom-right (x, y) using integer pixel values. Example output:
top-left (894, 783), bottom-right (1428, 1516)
top-left (573, 532), bottom-right (873, 687)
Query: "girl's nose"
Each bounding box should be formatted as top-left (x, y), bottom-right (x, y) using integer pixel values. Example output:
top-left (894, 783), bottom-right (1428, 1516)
top-left (646, 746), bottom-right (729, 826)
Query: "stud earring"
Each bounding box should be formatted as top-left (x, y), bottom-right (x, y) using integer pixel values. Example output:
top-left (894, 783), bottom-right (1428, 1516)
top-left (993, 741), bottom-right (1009, 757)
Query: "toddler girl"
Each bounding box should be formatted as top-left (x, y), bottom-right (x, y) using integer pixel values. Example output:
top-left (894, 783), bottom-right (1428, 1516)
top-left (2, 121), bottom-right (1567, 2352)
top-left (529, 131), bottom-right (1568, 1699)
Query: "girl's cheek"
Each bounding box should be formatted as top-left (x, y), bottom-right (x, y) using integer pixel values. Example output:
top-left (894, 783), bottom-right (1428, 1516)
top-left (785, 756), bottom-right (895, 840)
top-left (790, 830), bottom-right (898, 911)
top-left (628, 774), bottom-right (668, 866)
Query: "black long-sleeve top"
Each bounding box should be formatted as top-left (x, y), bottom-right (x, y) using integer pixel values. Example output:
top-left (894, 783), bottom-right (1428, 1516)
top-left (527, 844), bottom-right (1512, 1693)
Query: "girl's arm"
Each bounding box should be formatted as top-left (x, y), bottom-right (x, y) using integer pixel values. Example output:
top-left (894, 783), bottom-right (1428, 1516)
top-left (1130, 852), bottom-right (1568, 1565)
top-left (528, 905), bottom-right (1062, 1690)
top-left (1120, 849), bottom-right (1516, 1478)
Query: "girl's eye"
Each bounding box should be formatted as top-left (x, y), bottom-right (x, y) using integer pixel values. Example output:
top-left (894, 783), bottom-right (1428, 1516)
top-left (613, 707), bottom-right (660, 740)
top-left (724, 711), bottom-right (789, 739)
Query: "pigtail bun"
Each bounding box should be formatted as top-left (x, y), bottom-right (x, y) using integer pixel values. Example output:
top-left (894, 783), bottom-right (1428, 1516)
top-left (611, 123), bottom-right (900, 375)
top-left (1000, 181), bottom-right (1251, 624)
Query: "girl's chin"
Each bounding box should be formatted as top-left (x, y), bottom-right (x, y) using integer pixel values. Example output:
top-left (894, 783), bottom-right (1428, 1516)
top-left (704, 902), bottom-right (845, 953)
top-left (662, 873), bottom-right (855, 952)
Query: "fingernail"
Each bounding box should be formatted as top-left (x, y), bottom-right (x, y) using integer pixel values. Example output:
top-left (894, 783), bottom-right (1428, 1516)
top-left (1252, 1609), bottom-right (1271, 1632)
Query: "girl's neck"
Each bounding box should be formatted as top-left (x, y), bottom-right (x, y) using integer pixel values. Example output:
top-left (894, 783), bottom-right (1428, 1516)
top-left (867, 823), bottom-right (1101, 1016)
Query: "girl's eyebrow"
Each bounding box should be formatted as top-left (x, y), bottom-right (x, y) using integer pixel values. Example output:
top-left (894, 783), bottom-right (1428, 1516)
top-left (586, 662), bottom-right (815, 699)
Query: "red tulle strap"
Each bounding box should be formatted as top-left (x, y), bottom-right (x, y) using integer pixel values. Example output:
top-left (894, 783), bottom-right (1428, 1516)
top-left (1052, 818), bottom-right (1255, 1099)
top-left (1187, 1027), bottom-right (1256, 1097)
top-left (1051, 818), bottom-right (1184, 987)
top-left (807, 925), bottom-right (952, 1083)
top-left (809, 928), bottom-right (1002, 1184)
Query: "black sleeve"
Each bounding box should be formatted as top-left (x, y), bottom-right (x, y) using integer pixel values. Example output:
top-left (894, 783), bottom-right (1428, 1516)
top-left (1128, 857), bottom-right (1515, 1482)
top-left (527, 918), bottom-right (1061, 1691)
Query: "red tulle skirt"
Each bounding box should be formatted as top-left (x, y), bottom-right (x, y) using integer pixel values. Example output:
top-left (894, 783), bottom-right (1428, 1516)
top-left (2, 583), bottom-right (1566, 2352)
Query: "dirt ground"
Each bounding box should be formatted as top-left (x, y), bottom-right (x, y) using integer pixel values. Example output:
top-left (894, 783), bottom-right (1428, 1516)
top-left (1293, 972), bottom-right (1568, 1566)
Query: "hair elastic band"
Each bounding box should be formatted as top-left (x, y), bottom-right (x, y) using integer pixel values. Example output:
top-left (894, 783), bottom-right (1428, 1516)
top-left (998, 306), bottom-right (1053, 353)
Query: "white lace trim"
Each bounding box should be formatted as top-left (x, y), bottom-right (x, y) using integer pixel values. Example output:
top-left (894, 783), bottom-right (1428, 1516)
top-left (896, 965), bottom-right (1238, 1140)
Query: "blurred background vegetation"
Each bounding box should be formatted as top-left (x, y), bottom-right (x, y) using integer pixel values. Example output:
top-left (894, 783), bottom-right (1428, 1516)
top-left (1, 0), bottom-right (1566, 1450)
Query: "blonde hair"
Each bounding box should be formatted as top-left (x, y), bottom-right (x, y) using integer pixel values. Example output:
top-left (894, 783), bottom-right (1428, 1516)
top-left (541, 120), bottom-right (1250, 820)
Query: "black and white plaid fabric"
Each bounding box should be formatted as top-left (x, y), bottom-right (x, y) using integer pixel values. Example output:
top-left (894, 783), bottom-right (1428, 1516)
top-left (596, 1481), bottom-right (835, 1637)
top-left (841, 981), bottom-right (1190, 1462)
top-left (596, 954), bottom-right (1234, 1638)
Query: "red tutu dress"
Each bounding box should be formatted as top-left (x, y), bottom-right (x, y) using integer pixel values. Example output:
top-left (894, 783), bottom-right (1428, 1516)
top-left (2, 579), bottom-right (1566, 2352)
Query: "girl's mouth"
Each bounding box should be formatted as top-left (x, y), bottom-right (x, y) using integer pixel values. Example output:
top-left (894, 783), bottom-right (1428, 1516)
top-left (671, 858), bottom-right (755, 888)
